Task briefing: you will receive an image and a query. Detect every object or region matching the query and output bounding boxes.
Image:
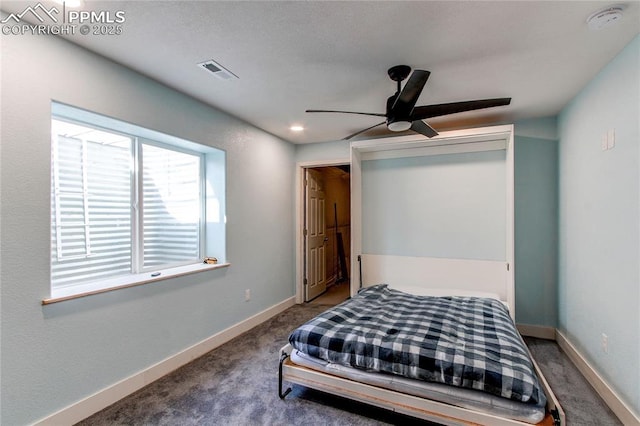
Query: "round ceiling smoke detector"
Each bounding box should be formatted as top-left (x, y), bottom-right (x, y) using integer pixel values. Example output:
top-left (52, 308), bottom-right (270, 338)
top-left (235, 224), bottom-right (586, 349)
top-left (587, 4), bottom-right (625, 30)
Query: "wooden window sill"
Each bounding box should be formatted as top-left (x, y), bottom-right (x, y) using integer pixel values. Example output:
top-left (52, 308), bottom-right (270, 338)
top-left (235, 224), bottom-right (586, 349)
top-left (42, 262), bottom-right (230, 305)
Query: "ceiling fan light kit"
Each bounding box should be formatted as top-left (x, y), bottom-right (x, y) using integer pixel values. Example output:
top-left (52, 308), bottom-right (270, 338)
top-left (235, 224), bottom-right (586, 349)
top-left (387, 121), bottom-right (412, 132)
top-left (307, 65), bottom-right (511, 140)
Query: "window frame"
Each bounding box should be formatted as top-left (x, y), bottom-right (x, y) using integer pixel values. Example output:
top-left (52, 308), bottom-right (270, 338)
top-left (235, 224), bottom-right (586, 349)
top-left (136, 138), bottom-right (206, 272)
top-left (46, 102), bottom-right (228, 304)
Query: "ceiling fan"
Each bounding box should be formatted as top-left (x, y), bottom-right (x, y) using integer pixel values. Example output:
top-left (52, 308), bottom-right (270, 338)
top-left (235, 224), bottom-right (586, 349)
top-left (306, 65), bottom-right (511, 140)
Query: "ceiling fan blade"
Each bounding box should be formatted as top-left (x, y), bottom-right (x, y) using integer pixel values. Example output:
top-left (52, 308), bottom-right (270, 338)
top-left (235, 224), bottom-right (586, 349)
top-left (306, 109), bottom-right (386, 117)
top-left (393, 70), bottom-right (430, 113)
top-left (410, 120), bottom-right (438, 138)
top-left (343, 121), bottom-right (386, 140)
top-left (410, 98), bottom-right (511, 121)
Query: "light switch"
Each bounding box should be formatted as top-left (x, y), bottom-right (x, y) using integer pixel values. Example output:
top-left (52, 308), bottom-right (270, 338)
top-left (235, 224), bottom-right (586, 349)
top-left (601, 134), bottom-right (608, 151)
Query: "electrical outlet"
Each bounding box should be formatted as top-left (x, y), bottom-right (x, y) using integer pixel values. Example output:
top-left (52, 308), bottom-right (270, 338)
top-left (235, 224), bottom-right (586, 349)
top-left (601, 333), bottom-right (608, 353)
top-left (245, 289), bottom-right (251, 302)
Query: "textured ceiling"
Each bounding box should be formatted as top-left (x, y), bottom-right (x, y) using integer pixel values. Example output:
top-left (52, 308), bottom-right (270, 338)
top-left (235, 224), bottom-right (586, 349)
top-left (2, 1), bottom-right (638, 143)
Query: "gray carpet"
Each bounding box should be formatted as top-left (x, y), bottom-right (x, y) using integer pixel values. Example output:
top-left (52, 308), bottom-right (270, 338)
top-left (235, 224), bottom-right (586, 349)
top-left (77, 303), bottom-right (621, 425)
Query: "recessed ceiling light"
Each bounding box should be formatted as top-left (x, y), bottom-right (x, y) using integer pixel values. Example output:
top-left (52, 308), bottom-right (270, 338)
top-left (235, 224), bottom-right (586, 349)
top-left (290, 125), bottom-right (304, 132)
top-left (587, 4), bottom-right (625, 30)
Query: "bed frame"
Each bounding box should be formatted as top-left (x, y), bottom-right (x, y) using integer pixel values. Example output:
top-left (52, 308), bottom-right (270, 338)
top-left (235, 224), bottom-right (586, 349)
top-left (279, 344), bottom-right (562, 425)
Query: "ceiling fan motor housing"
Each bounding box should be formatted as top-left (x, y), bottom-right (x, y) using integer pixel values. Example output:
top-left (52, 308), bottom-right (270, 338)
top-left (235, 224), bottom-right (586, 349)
top-left (386, 95), bottom-right (412, 131)
top-left (387, 65), bottom-right (412, 82)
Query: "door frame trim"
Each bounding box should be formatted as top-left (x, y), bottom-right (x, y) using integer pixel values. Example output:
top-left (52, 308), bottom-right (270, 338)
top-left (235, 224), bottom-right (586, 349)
top-left (295, 159), bottom-right (350, 304)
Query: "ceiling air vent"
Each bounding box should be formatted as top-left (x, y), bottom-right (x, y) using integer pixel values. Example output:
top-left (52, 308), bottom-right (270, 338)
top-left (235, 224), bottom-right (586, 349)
top-left (197, 60), bottom-right (239, 80)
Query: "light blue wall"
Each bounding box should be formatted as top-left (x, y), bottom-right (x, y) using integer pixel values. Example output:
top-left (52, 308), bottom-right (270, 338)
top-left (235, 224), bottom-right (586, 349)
top-left (0, 32), bottom-right (295, 424)
top-left (295, 140), bottom-right (350, 163)
top-left (558, 35), bottom-right (639, 414)
top-left (514, 116), bottom-right (558, 141)
top-left (361, 150), bottom-right (507, 260)
top-left (514, 133), bottom-right (558, 327)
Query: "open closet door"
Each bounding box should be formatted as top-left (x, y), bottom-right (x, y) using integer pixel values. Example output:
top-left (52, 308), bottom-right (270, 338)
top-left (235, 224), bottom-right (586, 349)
top-left (304, 169), bottom-right (327, 301)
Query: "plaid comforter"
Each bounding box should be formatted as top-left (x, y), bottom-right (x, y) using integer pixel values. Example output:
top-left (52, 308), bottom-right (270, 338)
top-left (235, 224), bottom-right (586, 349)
top-left (289, 284), bottom-right (546, 405)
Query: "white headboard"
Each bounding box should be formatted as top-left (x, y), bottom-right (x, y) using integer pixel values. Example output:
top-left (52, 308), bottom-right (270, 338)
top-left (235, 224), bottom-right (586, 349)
top-left (359, 254), bottom-right (514, 318)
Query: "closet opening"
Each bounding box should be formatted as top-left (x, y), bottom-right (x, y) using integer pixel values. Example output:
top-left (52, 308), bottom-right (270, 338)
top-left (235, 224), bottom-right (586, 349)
top-left (299, 164), bottom-right (351, 305)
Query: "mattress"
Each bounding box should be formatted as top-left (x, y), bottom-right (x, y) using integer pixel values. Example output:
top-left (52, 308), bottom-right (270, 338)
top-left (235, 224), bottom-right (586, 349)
top-left (288, 284), bottom-right (547, 422)
top-left (290, 349), bottom-right (545, 424)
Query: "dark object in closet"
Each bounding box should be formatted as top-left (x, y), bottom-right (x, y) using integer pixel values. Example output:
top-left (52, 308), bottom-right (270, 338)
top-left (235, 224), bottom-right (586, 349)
top-left (334, 203), bottom-right (348, 283)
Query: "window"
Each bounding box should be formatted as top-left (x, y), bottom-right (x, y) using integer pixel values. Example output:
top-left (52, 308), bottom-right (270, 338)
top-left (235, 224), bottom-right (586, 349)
top-left (49, 103), bottom-right (226, 301)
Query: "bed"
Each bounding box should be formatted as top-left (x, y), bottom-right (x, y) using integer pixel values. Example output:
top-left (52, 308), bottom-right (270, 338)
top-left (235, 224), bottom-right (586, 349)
top-left (281, 128), bottom-right (563, 424)
top-left (278, 255), bottom-right (564, 426)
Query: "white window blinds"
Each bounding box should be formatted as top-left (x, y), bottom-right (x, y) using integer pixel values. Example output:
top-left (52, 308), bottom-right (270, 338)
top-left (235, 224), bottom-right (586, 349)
top-left (141, 143), bottom-right (202, 268)
top-left (51, 119), bottom-right (203, 291)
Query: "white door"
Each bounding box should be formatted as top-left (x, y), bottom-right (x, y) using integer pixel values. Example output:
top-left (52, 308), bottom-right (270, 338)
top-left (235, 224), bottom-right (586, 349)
top-left (305, 169), bottom-right (327, 301)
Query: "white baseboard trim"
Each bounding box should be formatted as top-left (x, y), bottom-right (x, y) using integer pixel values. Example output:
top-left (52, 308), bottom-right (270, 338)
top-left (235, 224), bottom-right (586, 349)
top-left (516, 323), bottom-right (557, 340)
top-left (556, 330), bottom-right (640, 426)
top-left (34, 296), bottom-right (297, 426)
